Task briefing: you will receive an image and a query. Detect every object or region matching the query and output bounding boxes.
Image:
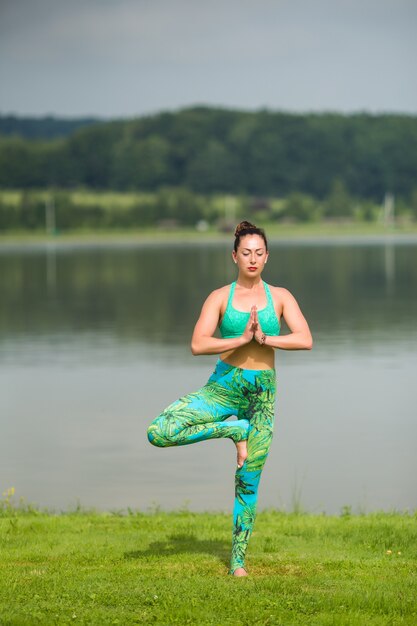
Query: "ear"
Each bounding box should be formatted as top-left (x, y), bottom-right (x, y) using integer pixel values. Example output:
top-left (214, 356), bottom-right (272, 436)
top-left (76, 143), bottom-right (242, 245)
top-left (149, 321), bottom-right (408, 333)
top-left (265, 251), bottom-right (269, 264)
top-left (232, 251), bottom-right (237, 264)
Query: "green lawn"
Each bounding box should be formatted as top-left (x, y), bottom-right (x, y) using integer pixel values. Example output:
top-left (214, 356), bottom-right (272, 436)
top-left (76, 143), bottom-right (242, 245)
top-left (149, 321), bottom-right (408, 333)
top-left (1, 221), bottom-right (417, 245)
top-left (1, 504), bottom-right (416, 625)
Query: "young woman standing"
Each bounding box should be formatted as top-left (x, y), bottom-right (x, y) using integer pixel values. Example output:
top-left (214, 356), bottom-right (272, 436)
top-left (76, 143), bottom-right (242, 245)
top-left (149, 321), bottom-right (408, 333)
top-left (147, 221), bottom-right (312, 576)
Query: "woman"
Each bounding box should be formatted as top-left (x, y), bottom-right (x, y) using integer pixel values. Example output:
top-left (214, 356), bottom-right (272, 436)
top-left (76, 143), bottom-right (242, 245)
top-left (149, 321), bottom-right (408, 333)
top-left (147, 221), bottom-right (313, 576)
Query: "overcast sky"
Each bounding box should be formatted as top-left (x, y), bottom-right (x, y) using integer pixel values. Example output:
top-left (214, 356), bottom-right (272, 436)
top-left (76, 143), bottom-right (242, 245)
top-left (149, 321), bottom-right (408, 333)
top-left (1, 0), bottom-right (416, 119)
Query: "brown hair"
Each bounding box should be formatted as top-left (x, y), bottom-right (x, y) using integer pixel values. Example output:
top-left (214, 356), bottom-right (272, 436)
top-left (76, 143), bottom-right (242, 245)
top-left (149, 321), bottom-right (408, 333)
top-left (233, 221), bottom-right (268, 252)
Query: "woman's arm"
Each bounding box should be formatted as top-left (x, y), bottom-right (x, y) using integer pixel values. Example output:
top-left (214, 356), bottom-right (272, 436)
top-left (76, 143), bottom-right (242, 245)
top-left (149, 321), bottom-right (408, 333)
top-left (191, 290), bottom-right (256, 356)
top-left (254, 288), bottom-right (313, 350)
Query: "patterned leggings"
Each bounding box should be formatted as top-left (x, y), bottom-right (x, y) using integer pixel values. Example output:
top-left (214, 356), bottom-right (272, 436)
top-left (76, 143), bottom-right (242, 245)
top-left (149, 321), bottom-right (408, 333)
top-left (147, 358), bottom-right (276, 574)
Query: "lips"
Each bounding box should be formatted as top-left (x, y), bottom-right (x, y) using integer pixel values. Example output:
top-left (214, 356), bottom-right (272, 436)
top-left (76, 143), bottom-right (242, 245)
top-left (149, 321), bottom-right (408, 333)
top-left (248, 267), bottom-right (257, 271)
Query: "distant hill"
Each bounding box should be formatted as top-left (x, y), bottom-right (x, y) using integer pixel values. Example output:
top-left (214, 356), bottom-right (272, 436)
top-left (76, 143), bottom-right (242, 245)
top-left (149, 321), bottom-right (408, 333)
top-left (0, 106), bottom-right (416, 201)
top-left (0, 114), bottom-right (102, 139)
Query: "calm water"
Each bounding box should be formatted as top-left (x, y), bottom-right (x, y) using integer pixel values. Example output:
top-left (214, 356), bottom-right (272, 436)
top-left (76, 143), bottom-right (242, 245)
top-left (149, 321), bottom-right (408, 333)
top-left (1, 238), bottom-right (416, 514)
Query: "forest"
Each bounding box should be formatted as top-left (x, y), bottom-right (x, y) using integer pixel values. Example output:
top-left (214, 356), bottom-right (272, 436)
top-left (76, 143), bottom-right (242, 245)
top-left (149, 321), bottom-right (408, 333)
top-left (1, 107), bottom-right (416, 228)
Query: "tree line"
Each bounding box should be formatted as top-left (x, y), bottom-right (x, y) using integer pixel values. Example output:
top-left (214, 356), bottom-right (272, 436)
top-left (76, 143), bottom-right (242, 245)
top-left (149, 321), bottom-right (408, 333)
top-left (1, 185), bottom-right (415, 231)
top-left (1, 107), bottom-right (416, 207)
top-left (0, 114), bottom-right (99, 140)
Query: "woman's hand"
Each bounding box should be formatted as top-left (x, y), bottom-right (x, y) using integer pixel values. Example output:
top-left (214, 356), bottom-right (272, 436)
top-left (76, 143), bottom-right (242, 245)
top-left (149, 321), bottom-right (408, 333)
top-left (241, 305), bottom-right (258, 344)
top-left (253, 311), bottom-right (266, 345)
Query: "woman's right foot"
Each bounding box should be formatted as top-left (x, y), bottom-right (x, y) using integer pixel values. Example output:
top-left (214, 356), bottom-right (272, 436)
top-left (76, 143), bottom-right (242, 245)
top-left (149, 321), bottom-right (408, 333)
top-left (236, 440), bottom-right (248, 468)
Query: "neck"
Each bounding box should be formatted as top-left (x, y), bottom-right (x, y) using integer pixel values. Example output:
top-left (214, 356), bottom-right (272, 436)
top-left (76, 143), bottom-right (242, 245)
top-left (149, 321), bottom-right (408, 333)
top-left (236, 275), bottom-right (263, 289)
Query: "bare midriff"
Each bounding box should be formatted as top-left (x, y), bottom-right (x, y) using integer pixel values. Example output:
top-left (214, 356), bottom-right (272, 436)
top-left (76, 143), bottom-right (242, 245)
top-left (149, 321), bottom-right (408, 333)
top-left (221, 341), bottom-right (275, 370)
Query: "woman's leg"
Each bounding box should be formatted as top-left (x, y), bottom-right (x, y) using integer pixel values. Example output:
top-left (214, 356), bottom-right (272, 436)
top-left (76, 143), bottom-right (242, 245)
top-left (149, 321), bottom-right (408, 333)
top-left (230, 372), bottom-right (276, 574)
top-left (147, 379), bottom-right (249, 448)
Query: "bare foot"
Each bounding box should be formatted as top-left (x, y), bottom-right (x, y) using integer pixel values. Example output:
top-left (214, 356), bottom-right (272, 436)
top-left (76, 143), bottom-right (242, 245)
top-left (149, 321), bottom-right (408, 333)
top-left (235, 440), bottom-right (248, 469)
top-left (233, 567), bottom-right (248, 577)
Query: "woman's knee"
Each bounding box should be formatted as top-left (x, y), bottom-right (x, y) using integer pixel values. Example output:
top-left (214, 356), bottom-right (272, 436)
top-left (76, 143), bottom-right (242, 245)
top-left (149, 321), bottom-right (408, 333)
top-left (147, 415), bottom-right (172, 447)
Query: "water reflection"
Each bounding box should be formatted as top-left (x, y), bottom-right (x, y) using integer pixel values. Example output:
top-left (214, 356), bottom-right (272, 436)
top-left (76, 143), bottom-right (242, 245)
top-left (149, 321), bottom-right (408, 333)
top-left (0, 240), bottom-right (416, 514)
top-left (46, 243), bottom-right (57, 291)
top-left (1, 241), bottom-right (416, 362)
top-left (384, 243), bottom-right (395, 294)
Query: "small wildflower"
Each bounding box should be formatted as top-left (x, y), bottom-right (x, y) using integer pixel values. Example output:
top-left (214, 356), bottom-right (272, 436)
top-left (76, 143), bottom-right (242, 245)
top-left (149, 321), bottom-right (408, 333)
top-left (154, 595), bottom-right (158, 600)
top-left (386, 549), bottom-right (392, 555)
top-left (397, 551), bottom-right (402, 555)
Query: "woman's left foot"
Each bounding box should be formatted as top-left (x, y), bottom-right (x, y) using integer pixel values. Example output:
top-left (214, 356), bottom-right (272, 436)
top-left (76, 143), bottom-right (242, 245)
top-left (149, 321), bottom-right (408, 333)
top-left (235, 440), bottom-right (248, 468)
top-left (232, 567), bottom-right (248, 577)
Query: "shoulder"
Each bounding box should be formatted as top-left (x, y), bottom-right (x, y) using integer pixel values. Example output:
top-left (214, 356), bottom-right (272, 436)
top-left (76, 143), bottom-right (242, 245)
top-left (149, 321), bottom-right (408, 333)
top-left (202, 284), bottom-right (231, 308)
top-left (267, 284), bottom-right (293, 300)
top-left (267, 285), bottom-right (299, 308)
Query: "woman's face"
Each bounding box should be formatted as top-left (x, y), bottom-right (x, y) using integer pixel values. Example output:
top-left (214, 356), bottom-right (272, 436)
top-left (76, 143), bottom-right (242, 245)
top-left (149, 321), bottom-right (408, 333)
top-left (232, 234), bottom-right (268, 278)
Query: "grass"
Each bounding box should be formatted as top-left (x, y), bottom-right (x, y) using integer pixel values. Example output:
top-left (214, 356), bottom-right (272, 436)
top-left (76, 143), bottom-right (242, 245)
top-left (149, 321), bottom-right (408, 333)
top-left (1, 494), bottom-right (416, 625)
top-left (1, 187), bottom-right (417, 244)
top-left (1, 221), bottom-right (417, 246)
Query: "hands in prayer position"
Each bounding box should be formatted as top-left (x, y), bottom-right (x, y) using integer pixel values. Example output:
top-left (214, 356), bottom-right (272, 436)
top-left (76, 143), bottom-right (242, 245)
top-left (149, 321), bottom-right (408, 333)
top-left (243, 306), bottom-right (266, 346)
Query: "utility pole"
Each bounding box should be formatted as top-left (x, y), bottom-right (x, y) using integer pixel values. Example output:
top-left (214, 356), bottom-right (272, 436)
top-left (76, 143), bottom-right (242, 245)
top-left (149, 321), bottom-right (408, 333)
top-left (45, 196), bottom-right (56, 235)
top-left (383, 192), bottom-right (395, 227)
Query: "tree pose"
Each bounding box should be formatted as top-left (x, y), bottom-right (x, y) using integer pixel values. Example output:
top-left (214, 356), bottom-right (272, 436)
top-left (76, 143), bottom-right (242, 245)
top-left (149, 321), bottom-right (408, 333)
top-left (147, 221), bottom-right (312, 576)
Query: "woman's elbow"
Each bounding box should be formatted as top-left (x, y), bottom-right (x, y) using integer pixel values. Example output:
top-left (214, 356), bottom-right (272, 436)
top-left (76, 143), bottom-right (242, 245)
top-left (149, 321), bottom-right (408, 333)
top-left (305, 334), bottom-right (313, 350)
top-left (190, 339), bottom-right (201, 355)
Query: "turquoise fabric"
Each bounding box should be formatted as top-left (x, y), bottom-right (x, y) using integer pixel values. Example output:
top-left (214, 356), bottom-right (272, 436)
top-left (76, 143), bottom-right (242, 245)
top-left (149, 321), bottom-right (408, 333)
top-left (147, 359), bottom-right (276, 573)
top-left (219, 281), bottom-right (280, 339)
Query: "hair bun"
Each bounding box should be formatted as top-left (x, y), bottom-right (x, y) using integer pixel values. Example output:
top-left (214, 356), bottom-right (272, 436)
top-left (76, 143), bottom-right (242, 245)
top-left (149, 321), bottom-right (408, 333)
top-left (234, 221), bottom-right (257, 237)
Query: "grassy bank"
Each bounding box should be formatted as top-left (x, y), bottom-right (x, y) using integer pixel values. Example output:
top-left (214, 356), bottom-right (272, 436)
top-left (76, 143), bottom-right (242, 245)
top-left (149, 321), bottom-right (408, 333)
top-left (1, 504), bottom-right (416, 625)
top-left (1, 221), bottom-right (417, 246)
top-left (1, 187), bottom-right (417, 244)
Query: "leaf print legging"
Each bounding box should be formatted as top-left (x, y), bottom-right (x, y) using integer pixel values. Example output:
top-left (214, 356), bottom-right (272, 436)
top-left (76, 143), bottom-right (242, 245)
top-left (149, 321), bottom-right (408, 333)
top-left (147, 358), bottom-right (276, 574)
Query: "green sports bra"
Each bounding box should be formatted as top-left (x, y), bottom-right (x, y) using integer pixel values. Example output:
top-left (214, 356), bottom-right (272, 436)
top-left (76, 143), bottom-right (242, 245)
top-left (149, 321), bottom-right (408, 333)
top-left (219, 281), bottom-right (280, 339)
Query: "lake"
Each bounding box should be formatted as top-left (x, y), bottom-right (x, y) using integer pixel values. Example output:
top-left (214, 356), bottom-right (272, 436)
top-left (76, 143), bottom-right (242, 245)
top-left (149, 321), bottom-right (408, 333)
top-left (1, 237), bottom-right (416, 514)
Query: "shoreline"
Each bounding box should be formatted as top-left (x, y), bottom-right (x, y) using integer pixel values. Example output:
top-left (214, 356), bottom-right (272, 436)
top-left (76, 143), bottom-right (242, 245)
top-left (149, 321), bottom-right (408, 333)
top-left (1, 224), bottom-right (417, 249)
